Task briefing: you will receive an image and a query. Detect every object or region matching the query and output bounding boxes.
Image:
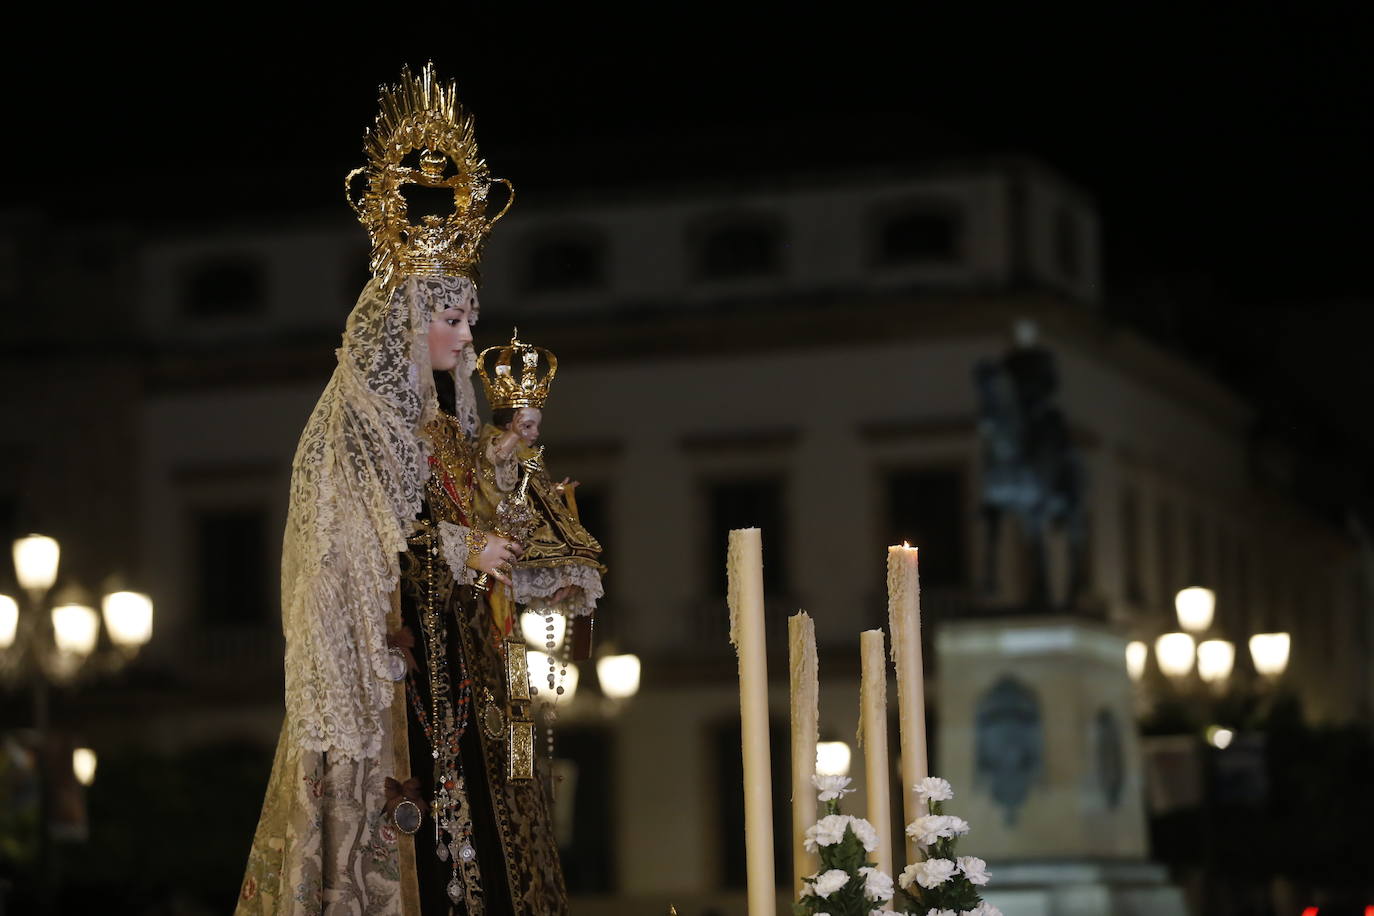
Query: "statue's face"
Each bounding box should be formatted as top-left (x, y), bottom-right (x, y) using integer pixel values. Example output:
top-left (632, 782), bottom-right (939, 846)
top-left (513, 407), bottom-right (542, 446)
top-left (428, 286), bottom-right (478, 371)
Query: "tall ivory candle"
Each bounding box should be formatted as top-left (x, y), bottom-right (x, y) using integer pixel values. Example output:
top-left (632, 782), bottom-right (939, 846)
top-left (887, 544), bottom-right (928, 863)
top-left (859, 628), bottom-right (894, 901)
top-left (788, 612), bottom-right (819, 896)
top-left (728, 528), bottom-right (776, 916)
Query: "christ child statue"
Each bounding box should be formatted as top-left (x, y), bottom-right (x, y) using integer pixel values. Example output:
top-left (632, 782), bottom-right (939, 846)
top-left (474, 332), bottom-right (605, 628)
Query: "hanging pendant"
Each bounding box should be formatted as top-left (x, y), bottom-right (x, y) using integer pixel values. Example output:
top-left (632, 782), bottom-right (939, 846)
top-left (447, 877), bottom-right (464, 903)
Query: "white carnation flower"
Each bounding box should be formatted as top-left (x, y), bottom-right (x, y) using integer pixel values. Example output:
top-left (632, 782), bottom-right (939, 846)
top-left (914, 776), bottom-right (954, 802)
top-left (812, 773), bottom-right (855, 801)
top-left (847, 816), bottom-right (880, 852)
top-left (965, 904), bottom-right (1003, 916)
top-left (804, 814), bottom-right (850, 851)
top-left (957, 855), bottom-right (990, 886)
top-left (905, 814), bottom-right (970, 846)
top-left (898, 863), bottom-right (920, 890)
top-left (858, 866), bottom-right (894, 902)
top-left (807, 869), bottom-right (849, 898)
top-left (912, 857), bottom-right (958, 888)
top-left (926, 909), bottom-right (957, 916)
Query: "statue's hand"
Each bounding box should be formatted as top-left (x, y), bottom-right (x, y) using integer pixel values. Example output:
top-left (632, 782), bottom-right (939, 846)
top-left (469, 533), bottom-right (525, 585)
top-left (551, 584), bottom-right (583, 606)
top-left (491, 430), bottom-right (521, 462)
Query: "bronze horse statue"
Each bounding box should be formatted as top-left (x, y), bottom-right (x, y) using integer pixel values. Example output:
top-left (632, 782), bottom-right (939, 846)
top-left (974, 339), bottom-right (1088, 610)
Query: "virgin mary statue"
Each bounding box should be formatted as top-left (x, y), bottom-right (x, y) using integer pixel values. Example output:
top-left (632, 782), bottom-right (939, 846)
top-left (236, 65), bottom-right (569, 916)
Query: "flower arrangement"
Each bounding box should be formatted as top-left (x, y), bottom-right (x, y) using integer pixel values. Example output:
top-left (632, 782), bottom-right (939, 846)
top-left (794, 774), bottom-right (894, 916)
top-left (794, 774), bottom-right (999, 916)
top-left (893, 778), bottom-right (999, 916)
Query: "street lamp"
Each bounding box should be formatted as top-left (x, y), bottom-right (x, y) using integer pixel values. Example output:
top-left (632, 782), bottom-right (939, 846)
top-left (2, 534), bottom-right (154, 678)
top-left (1, 532), bottom-right (150, 897)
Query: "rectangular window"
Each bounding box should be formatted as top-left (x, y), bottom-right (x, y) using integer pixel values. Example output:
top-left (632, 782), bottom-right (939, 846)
top-left (712, 717), bottom-right (790, 889)
top-left (194, 507), bottom-right (270, 624)
top-left (707, 477), bottom-right (787, 597)
top-left (885, 468), bottom-right (966, 588)
top-left (525, 236), bottom-right (604, 292)
top-left (878, 204), bottom-right (963, 266)
top-left (696, 218), bottom-right (782, 280)
top-left (552, 727), bottom-right (615, 893)
top-left (181, 256), bottom-right (267, 317)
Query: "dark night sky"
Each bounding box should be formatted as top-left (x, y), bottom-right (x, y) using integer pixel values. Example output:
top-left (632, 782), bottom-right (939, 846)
top-left (7, 4), bottom-right (1372, 502)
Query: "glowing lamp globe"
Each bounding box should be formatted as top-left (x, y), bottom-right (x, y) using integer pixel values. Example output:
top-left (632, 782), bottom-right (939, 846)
top-left (13, 535), bottom-right (60, 594)
top-left (1154, 632), bottom-right (1195, 679)
top-left (102, 591), bottom-right (153, 649)
top-left (815, 741), bottom-right (852, 777)
top-left (1125, 640), bottom-right (1148, 682)
top-left (72, 747), bottom-right (98, 786)
top-left (520, 611), bottom-right (566, 653)
top-left (52, 602), bottom-right (100, 656)
top-left (1249, 633), bottom-right (1291, 679)
top-left (1174, 587), bottom-right (1216, 633)
top-left (527, 651), bottom-right (579, 704)
top-left (1205, 726), bottom-right (1234, 750)
top-left (0, 595), bottom-right (18, 650)
top-left (1197, 639), bottom-right (1235, 686)
top-left (596, 653), bottom-right (641, 700)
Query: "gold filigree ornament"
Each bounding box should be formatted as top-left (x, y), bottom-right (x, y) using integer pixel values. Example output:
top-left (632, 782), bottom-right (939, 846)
top-left (345, 62), bottom-right (514, 291)
top-left (477, 329), bottom-right (558, 411)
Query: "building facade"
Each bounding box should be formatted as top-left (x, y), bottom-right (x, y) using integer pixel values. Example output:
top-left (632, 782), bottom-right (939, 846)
top-left (2, 158), bottom-right (1369, 909)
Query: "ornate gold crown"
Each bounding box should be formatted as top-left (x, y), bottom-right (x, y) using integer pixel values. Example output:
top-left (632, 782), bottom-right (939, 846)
top-left (345, 63), bottom-right (514, 290)
top-left (477, 330), bottom-right (558, 411)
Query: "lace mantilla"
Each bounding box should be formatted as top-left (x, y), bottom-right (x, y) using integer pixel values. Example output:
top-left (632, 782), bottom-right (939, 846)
top-left (282, 274), bottom-right (478, 760)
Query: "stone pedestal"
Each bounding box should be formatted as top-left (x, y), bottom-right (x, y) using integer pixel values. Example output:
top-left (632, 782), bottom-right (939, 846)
top-left (937, 617), bottom-right (1187, 916)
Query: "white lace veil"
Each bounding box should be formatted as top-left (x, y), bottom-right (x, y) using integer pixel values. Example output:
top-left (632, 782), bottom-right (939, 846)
top-left (282, 273), bottom-right (478, 760)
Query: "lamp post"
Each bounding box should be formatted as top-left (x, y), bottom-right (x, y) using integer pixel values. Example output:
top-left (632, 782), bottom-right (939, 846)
top-left (1, 533), bottom-right (154, 906)
top-left (1129, 586), bottom-right (1291, 915)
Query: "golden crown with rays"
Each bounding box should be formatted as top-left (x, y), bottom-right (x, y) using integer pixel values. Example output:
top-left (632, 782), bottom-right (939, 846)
top-left (477, 330), bottom-right (558, 411)
top-left (345, 63), bottom-right (514, 290)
